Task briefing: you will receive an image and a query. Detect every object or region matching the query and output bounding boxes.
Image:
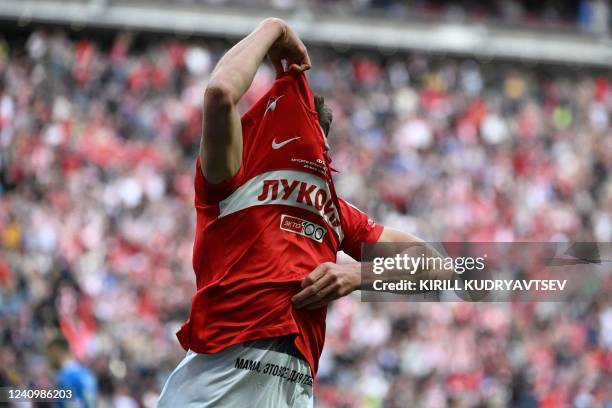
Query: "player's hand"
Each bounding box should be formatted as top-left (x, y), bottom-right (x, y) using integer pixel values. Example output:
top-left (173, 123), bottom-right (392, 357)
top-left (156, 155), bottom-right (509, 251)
top-left (292, 262), bottom-right (360, 310)
top-left (267, 19), bottom-right (311, 77)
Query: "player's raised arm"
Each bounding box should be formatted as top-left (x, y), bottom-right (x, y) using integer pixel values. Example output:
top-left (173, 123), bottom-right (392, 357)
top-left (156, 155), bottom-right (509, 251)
top-left (201, 18), bottom-right (311, 183)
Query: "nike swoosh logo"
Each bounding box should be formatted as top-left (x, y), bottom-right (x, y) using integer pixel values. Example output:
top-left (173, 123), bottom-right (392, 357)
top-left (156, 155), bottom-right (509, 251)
top-left (272, 136), bottom-right (301, 150)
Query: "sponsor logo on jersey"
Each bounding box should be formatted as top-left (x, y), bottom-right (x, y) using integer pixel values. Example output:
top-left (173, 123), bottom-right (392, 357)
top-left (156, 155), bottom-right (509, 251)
top-left (280, 214), bottom-right (326, 243)
top-left (218, 170), bottom-right (344, 241)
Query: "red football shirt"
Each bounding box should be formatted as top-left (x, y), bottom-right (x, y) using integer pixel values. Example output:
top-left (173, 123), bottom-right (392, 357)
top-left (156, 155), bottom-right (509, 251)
top-left (177, 72), bottom-right (383, 375)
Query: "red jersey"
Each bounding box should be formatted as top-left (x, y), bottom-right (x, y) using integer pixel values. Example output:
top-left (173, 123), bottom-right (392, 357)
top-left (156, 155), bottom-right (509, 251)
top-left (177, 72), bottom-right (383, 375)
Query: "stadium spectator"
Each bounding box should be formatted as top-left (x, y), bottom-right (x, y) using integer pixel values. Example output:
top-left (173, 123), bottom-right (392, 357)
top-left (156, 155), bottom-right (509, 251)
top-left (46, 335), bottom-right (98, 407)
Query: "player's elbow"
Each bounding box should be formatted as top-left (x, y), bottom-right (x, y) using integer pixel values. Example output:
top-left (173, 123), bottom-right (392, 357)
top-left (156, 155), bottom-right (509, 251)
top-left (204, 81), bottom-right (234, 110)
top-left (261, 17), bottom-right (287, 31)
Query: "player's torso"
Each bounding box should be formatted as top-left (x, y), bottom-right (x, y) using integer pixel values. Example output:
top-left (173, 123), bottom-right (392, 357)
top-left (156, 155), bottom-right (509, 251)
top-left (194, 75), bottom-right (343, 287)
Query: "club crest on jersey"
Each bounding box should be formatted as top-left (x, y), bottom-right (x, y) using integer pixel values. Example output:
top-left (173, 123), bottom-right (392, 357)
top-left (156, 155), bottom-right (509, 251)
top-left (265, 95), bottom-right (284, 114)
top-left (280, 215), bottom-right (326, 243)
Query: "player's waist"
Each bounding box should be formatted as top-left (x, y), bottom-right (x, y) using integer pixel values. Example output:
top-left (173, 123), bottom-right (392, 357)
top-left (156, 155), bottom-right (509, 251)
top-left (179, 289), bottom-right (325, 375)
top-left (242, 336), bottom-right (307, 363)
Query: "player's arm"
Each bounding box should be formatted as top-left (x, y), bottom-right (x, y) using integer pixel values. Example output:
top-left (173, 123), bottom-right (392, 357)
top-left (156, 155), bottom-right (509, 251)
top-left (292, 228), bottom-right (451, 309)
top-left (201, 18), bottom-right (311, 183)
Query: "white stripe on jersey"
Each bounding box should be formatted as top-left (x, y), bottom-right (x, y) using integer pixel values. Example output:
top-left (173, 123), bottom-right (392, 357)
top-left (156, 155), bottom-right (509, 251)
top-left (218, 170), bottom-right (344, 241)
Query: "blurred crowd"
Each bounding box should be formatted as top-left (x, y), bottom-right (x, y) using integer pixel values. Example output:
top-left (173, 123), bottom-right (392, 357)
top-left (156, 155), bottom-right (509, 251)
top-left (0, 27), bottom-right (611, 407)
top-left (188, 0), bottom-right (610, 33)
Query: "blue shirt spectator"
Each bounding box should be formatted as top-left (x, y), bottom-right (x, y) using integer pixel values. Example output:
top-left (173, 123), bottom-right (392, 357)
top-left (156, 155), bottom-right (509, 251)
top-left (46, 336), bottom-right (98, 408)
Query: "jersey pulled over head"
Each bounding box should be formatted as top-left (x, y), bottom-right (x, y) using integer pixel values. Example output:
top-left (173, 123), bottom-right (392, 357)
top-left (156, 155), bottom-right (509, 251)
top-left (178, 72), bottom-right (382, 375)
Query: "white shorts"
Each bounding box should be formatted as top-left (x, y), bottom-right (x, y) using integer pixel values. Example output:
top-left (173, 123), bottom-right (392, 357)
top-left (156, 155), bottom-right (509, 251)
top-left (158, 336), bottom-right (313, 408)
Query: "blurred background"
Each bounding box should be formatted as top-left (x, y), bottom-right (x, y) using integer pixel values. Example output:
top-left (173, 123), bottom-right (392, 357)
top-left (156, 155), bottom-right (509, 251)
top-left (0, 0), bottom-right (611, 407)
